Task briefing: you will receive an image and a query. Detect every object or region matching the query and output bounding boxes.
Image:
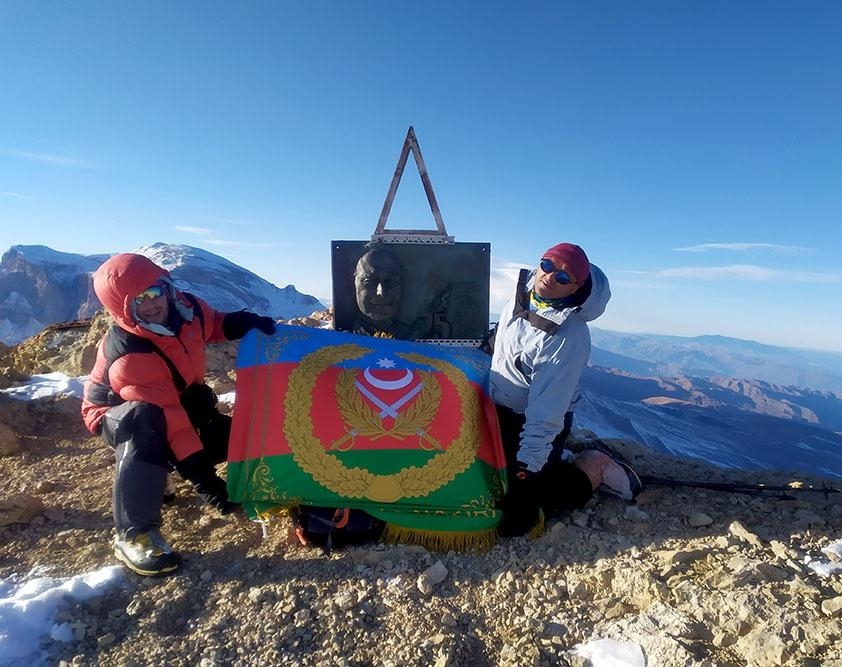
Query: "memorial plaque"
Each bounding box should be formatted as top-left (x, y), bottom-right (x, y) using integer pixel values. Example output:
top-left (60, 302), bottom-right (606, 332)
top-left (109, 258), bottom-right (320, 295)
top-left (331, 241), bottom-right (490, 341)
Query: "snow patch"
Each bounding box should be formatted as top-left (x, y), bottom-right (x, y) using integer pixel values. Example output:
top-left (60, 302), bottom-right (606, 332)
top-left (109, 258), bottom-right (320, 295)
top-left (571, 638), bottom-right (646, 666)
top-left (0, 566), bottom-right (124, 664)
top-left (0, 373), bottom-right (86, 400)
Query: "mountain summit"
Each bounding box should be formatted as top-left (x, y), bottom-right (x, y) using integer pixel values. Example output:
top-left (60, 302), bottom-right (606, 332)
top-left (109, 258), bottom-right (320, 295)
top-left (133, 243), bottom-right (323, 320)
top-left (0, 243), bottom-right (323, 344)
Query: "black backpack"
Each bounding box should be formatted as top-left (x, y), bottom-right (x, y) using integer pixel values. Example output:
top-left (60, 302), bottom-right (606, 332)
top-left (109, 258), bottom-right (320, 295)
top-left (289, 506), bottom-right (386, 554)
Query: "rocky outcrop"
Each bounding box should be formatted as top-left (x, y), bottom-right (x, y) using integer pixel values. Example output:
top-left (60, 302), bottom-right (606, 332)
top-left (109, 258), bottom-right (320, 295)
top-left (0, 419), bottom-right (20, 456)
top-left (1, 310), bottom-right (840, 665)
top-left (0, 493), bottom-right (44, 526)
top-left (3, 314), bottom-right (111, 378)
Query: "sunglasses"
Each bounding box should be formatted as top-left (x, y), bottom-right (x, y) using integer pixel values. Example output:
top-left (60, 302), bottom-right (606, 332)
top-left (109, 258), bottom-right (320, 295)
top-left (539, 258), bottom-right (576, 285)
top-left (134, 284), bottom-right (167, 304)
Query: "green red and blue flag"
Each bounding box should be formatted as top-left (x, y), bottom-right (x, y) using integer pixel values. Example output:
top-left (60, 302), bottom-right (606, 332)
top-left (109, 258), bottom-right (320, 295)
top-left (227, 325), bottom-right (507, 548)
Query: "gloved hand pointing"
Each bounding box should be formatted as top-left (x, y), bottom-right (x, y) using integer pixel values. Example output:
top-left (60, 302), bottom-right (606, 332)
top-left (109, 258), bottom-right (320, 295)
top-left (222, 310), bottom-right (276, 340)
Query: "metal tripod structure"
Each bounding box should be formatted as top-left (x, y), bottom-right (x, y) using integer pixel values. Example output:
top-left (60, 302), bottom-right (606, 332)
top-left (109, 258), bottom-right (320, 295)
top-left (372, 126), bottom-right (454, 244)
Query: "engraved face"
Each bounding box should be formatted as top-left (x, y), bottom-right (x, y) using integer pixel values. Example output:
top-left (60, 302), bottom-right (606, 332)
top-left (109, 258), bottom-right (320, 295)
top-left (354, 249), bottom-right (403, 326)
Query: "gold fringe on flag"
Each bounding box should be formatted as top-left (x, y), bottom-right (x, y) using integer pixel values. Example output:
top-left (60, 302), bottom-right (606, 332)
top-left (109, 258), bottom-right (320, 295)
top-left (380, 523), bottom-right (499, 553)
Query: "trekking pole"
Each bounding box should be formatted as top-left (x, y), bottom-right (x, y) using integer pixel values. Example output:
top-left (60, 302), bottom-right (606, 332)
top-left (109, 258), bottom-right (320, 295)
top-left (638, 475), bottom-right (841, 500)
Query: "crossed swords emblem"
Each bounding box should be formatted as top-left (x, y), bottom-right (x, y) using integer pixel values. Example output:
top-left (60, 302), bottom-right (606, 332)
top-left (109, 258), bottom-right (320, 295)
top-left (355, 366), bottom-right (421, 420)
top-left (331, 356), bottom-right (442, 451)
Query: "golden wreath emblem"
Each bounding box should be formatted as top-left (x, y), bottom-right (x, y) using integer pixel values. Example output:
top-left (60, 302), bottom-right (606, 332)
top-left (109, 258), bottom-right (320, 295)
top-left (331, 366), bottom-right (442, 451)
top-left (284, 344), bottom-right (481, 503)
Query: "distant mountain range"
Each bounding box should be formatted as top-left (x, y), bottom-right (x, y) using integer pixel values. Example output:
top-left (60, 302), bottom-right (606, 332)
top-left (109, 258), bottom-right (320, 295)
top-left (583, 328), bottom-right (842, 478)
top-left (0, 243), bottom-right (324, 345)
top-left (2, 242), bottom-right (840, 479)
top-left (578, 366), bottom-right (842, 478)
top-left (0, 246), bottom-right (109, 344)
top-left (590, 328), bottom-right (842, 394)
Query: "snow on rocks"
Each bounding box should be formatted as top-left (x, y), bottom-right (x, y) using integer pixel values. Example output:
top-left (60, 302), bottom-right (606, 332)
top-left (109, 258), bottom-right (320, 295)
top-left (571, 638), bottom-right (645, 667)
top-left (0, 566), bottom-right (123, 664)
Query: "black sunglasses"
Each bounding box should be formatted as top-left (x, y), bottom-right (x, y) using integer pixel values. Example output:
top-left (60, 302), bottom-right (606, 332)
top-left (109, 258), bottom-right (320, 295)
top-left (539, 258), bottom-right (576, 285)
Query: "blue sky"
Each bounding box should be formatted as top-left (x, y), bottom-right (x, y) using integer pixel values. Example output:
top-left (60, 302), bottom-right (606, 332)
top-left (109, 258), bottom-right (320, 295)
top-left (1, 2), bottom-right (840, 351)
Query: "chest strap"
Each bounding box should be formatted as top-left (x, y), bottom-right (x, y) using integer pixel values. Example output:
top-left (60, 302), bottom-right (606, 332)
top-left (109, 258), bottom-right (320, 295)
top-left (512, 268), bottom-right (559, 335)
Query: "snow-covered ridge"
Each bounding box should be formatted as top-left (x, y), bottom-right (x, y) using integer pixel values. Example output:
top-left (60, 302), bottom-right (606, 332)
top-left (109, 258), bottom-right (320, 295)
top-left (2, 245), bottom-right (109, 272)
top-left (0, 243), bottom-right (324, 344)
top-left (134, 243), bottom-right (323, 319)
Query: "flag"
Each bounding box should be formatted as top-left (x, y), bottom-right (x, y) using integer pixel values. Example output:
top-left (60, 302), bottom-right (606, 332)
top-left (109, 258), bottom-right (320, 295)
top-left (227, 324), bottom-right (507, 550)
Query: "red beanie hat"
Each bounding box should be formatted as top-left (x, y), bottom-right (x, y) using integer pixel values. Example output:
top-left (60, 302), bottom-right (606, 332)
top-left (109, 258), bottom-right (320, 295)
top-left (542, 243), bottom-right (590, 283)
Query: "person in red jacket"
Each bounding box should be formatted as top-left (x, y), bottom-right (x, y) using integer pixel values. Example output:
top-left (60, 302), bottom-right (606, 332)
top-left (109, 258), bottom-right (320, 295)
top-left (82, 253), bottom-right (275, 576)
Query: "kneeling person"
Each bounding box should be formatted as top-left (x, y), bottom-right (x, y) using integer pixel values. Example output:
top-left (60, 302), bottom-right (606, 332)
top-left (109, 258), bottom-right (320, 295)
top-left (489, 242), bottom-right (642, 536)
top-left (82, 253), bottom-right (276, 575)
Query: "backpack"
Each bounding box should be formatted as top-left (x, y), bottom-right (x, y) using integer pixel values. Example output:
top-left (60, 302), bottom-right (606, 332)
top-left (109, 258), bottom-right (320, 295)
top-left (478, 268), bottom-right (564, 358)
top-left (479, 323), bottom-right (498, 356)
top-left (289, 506), bottom-right (386, 554)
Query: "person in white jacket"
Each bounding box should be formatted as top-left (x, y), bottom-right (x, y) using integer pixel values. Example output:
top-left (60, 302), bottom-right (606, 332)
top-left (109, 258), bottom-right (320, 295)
top-left (489, 242), bottom-right (641, 536)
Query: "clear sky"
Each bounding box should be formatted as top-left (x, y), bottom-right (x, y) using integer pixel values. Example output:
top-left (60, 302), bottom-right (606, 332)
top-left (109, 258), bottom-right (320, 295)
top-left (1, 2), bottom-right (840, 351)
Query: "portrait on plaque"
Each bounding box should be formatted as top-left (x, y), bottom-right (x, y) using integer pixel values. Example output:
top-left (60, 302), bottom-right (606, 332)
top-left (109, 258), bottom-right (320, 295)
top-left (331, 241), bottom-right (491, 341)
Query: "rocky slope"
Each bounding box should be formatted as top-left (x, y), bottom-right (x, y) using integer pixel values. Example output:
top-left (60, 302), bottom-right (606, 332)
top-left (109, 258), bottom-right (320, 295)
top-left (1, 316), bottom-right (841, 667)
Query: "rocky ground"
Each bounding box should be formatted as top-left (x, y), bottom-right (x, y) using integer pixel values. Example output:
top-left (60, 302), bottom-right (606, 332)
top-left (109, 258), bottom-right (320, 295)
top-left (1, 316), bottom-right (841, 667)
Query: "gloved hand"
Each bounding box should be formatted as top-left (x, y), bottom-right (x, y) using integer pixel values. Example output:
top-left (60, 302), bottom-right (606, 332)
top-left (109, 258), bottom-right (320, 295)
top-left (197, 412), bottom-right (232, 465)
top-left (535, 456), bottom-right (564, 514)
top-left (496, 468), bottom-right (543, 537)
top-left (222, 310), bottom-right (276, 340)
top-left (180, 383), bottom-right (218, 428)
top-left (174, 451), bottom-right (241, 515)
top-left (196, 476), bottom-right (241, 515)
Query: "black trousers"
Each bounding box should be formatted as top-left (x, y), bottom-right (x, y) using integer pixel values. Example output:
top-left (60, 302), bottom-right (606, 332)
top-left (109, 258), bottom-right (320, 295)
top-left (495, 404), bottom-right (593, 512)
top-left (100, 401), bottom-right (230, 537)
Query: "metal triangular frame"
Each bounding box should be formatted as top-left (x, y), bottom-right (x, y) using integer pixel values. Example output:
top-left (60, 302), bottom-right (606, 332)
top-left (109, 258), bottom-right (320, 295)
top-left (372, 126), bottom-right (454, 244)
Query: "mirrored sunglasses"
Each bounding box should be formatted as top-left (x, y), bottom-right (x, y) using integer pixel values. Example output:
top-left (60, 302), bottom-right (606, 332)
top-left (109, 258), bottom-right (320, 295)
top-left (539, 258), bottom-right (576, 285)
top-left (134, 284), bottom-right (167, 304)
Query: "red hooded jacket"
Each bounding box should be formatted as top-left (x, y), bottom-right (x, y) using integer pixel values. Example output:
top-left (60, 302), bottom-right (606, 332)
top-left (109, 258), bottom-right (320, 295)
top-left (81, 253), bottom-right (227, 461)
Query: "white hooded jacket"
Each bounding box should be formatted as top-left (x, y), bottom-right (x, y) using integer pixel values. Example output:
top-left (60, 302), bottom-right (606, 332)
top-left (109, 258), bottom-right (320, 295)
top-left (489, 264), bottom-right (611, 472)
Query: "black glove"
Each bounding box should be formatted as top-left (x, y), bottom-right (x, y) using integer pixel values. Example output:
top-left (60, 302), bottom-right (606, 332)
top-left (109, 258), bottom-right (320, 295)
top-left (535, 456), bottom-right (564, 514)
top-left (198, 412), bottom-right (232, 465)
top-left (222, 310), bottom-right (276, 340)
top-left (196, 477), bottom-right (240, 515)
top-left (174, 451), bottom-right (241, 515)
top-left (180, 383), bottom-right (218, 428)
top-left (496, 468), bottom-right (543, 537)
